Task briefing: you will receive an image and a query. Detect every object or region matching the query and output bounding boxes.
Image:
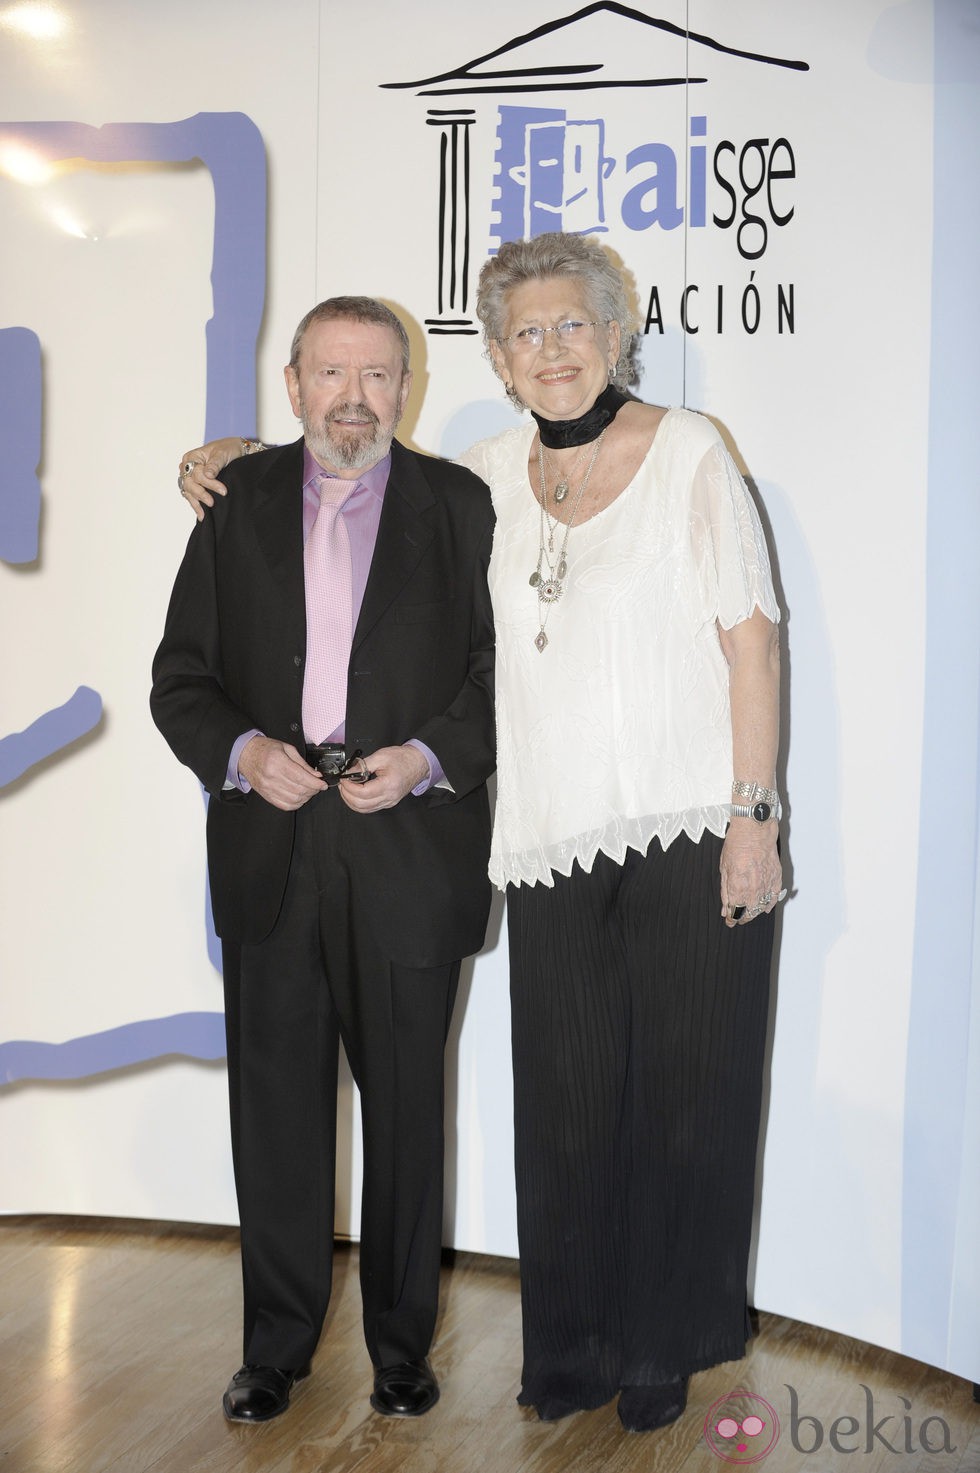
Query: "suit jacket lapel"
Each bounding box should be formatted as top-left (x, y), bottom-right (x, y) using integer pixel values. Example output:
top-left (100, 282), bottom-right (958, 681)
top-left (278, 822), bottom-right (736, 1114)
top-left (352, 440), bottom-right (435, 654)
top-left (252, 438), bottom-right (306, 598)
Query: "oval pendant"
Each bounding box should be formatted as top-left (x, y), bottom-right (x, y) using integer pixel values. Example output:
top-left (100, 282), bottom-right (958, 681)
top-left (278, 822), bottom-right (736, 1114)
top-left (556, 557), bottom-right (567, 579)
top-left (529, 570), bottom-right (541, 588)
top-left (554, 480), bottom-right (569, 503)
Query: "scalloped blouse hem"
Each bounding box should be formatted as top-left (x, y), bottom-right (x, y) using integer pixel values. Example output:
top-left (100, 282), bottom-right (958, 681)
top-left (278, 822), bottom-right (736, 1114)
top-left (490, 806), bottom-right (733, 891)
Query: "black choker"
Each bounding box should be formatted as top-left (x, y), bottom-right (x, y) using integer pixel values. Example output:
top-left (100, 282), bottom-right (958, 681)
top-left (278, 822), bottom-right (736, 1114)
top-left (531, 384), bottom-right (629, 449)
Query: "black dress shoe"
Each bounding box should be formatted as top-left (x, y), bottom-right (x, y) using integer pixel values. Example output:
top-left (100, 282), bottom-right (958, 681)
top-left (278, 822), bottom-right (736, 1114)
top-left (370, 1358), bottom-right (440, 1418)
top-left (617, 1376), bottom-right (689, 1433)
top-left (222, 1362), bottom-right (311, 1423)
top-left (528, 1394), bottom-right (586, 1423)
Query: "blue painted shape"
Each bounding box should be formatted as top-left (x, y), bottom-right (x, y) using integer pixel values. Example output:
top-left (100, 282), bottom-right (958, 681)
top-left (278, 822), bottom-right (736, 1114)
top-left (901, 0), bottom-right (980, 1375)
top-left (0, 327), bottom-right (41, 563)
top-left (0, 1013), bottom-right (227, 1086)
top-left (0, 114), bottom-right (267, 1027)
top-left (1, 116), bottom-right (266, 439)
top-left (492, 104), bottom-right (566, 248)
top-left (0, 685), bottom-right (102, 788)
top-left (439, 400), bottom-right (522, 461)
top-left (201, 783), bottom-right (223, 974)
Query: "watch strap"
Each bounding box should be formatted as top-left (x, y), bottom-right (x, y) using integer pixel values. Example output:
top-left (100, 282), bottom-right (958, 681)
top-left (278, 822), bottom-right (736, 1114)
top-left (729, 801), bottom-right (778, 824)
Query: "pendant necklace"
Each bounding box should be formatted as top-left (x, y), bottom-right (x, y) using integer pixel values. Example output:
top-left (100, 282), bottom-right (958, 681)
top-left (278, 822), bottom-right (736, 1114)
top-left (542, 441), bottom-right (590, 503)
top-left (530, 428), bottom-right (606, 652)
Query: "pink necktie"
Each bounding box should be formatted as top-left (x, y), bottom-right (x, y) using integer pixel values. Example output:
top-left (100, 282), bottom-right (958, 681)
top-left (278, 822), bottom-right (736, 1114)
top-left (303, 476), bottom-right (355, 743)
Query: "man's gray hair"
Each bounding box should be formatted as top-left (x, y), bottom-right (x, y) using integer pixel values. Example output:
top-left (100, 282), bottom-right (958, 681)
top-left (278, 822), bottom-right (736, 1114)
top-left (289, 296), bottom-right (411, 374)
top-left (475, 233), bottom-right (636, 395)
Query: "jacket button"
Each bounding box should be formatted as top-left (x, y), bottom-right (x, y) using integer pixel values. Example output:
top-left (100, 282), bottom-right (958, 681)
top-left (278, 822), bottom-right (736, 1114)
top-left (289, 722), bottom-right (299, 734)
top-left (293, 654), bottom-right (302, 666)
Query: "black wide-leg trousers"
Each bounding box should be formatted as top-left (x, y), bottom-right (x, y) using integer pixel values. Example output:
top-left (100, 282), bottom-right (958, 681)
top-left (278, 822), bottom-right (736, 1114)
top-left (221, 795), bottom-right (459, 1373)
top-left (506, 834), bottom-right (775, 1411)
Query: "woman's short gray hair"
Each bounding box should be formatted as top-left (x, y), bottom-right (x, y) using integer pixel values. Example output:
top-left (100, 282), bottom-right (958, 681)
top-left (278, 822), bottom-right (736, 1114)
top-left (475, 233), bottom-right (637, 405)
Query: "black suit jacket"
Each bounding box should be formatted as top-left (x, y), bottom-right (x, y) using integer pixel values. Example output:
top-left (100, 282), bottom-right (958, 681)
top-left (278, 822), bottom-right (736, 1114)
top-left (151, 437), bottom-right (495, 968)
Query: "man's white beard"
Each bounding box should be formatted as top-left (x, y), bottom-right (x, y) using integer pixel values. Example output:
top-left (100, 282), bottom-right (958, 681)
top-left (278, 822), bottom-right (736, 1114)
top-left (302, 399), bottom-right (398, 471)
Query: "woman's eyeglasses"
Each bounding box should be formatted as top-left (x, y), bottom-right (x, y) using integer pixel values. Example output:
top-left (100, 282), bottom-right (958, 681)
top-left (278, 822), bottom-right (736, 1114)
top-left (498, 320), bottom-right (605, 353)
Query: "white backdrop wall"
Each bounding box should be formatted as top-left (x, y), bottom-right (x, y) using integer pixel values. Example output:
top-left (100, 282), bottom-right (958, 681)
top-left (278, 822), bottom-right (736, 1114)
top-left (0, 0), bottom-right (977, 1389)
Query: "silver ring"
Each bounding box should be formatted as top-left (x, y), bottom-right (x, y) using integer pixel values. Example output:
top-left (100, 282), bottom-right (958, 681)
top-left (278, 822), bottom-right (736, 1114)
top-left (760, 892), bottom-right (773, 905)
top-left (777, 888), bottom-right (788, 903)
top-left (177, 472), bottom-right (186, 493)
top-left (182, 460), bottom-right (197, 475)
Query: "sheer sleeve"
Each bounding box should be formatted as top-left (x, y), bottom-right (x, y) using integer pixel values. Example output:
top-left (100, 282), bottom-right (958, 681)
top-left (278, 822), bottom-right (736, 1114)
top-left (688, 435), bottom-right (780, 631)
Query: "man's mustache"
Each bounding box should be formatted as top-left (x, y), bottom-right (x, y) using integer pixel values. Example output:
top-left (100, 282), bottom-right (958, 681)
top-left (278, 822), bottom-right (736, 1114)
top-left (327, 402), bottom-right (381, 429)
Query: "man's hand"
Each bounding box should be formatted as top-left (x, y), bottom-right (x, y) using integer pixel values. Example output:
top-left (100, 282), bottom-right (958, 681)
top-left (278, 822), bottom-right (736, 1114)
top-left (239, 736), bottom-right (325, 811)
top-left (339, 745), bottom-right (429, 813)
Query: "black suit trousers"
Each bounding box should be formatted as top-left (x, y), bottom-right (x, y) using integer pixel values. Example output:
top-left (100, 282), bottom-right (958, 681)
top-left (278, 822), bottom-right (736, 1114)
top-left (221, 788), bottom-right (459, 1372)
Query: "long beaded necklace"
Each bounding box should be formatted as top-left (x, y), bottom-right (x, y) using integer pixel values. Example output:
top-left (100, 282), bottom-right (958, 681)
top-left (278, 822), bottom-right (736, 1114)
top-left (529, 428), bottom-right (606, 653)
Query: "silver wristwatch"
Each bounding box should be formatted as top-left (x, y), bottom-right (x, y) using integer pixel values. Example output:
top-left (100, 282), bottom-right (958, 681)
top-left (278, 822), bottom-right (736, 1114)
top-left (729, 801), bottom-right (778, 824)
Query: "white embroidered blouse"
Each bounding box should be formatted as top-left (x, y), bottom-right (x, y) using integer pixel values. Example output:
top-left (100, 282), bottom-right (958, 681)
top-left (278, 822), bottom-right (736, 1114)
top-left (456, 407), bottom-right (780, 890)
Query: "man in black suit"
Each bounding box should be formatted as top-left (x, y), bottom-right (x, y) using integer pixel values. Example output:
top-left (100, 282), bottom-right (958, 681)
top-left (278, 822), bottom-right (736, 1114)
top-left (151, 298), bottom-right (494, 1424)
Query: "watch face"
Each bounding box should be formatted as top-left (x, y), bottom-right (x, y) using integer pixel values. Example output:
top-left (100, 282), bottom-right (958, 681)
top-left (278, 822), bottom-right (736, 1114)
top-left (751, 801), bottom-right (773, 823)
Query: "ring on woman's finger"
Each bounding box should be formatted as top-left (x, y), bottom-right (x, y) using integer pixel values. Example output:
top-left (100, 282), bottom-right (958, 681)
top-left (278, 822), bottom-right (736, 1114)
top-left (760, 891), bottom-right (773, 906)
top-left (182, 460), bottom-right (197, 475)
top-left (177, 472), bottom-right (186, 493)
top-left (777, 888), bottom-right (788, 903)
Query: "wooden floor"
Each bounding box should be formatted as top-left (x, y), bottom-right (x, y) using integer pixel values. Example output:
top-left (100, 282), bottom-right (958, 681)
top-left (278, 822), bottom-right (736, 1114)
top-left (1, 1216), bottom-right (977, 1473)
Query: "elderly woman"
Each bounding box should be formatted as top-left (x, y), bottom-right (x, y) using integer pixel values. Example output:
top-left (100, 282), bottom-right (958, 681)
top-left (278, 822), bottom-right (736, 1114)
top-left (177, 232), bottom-right (783, 1434)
